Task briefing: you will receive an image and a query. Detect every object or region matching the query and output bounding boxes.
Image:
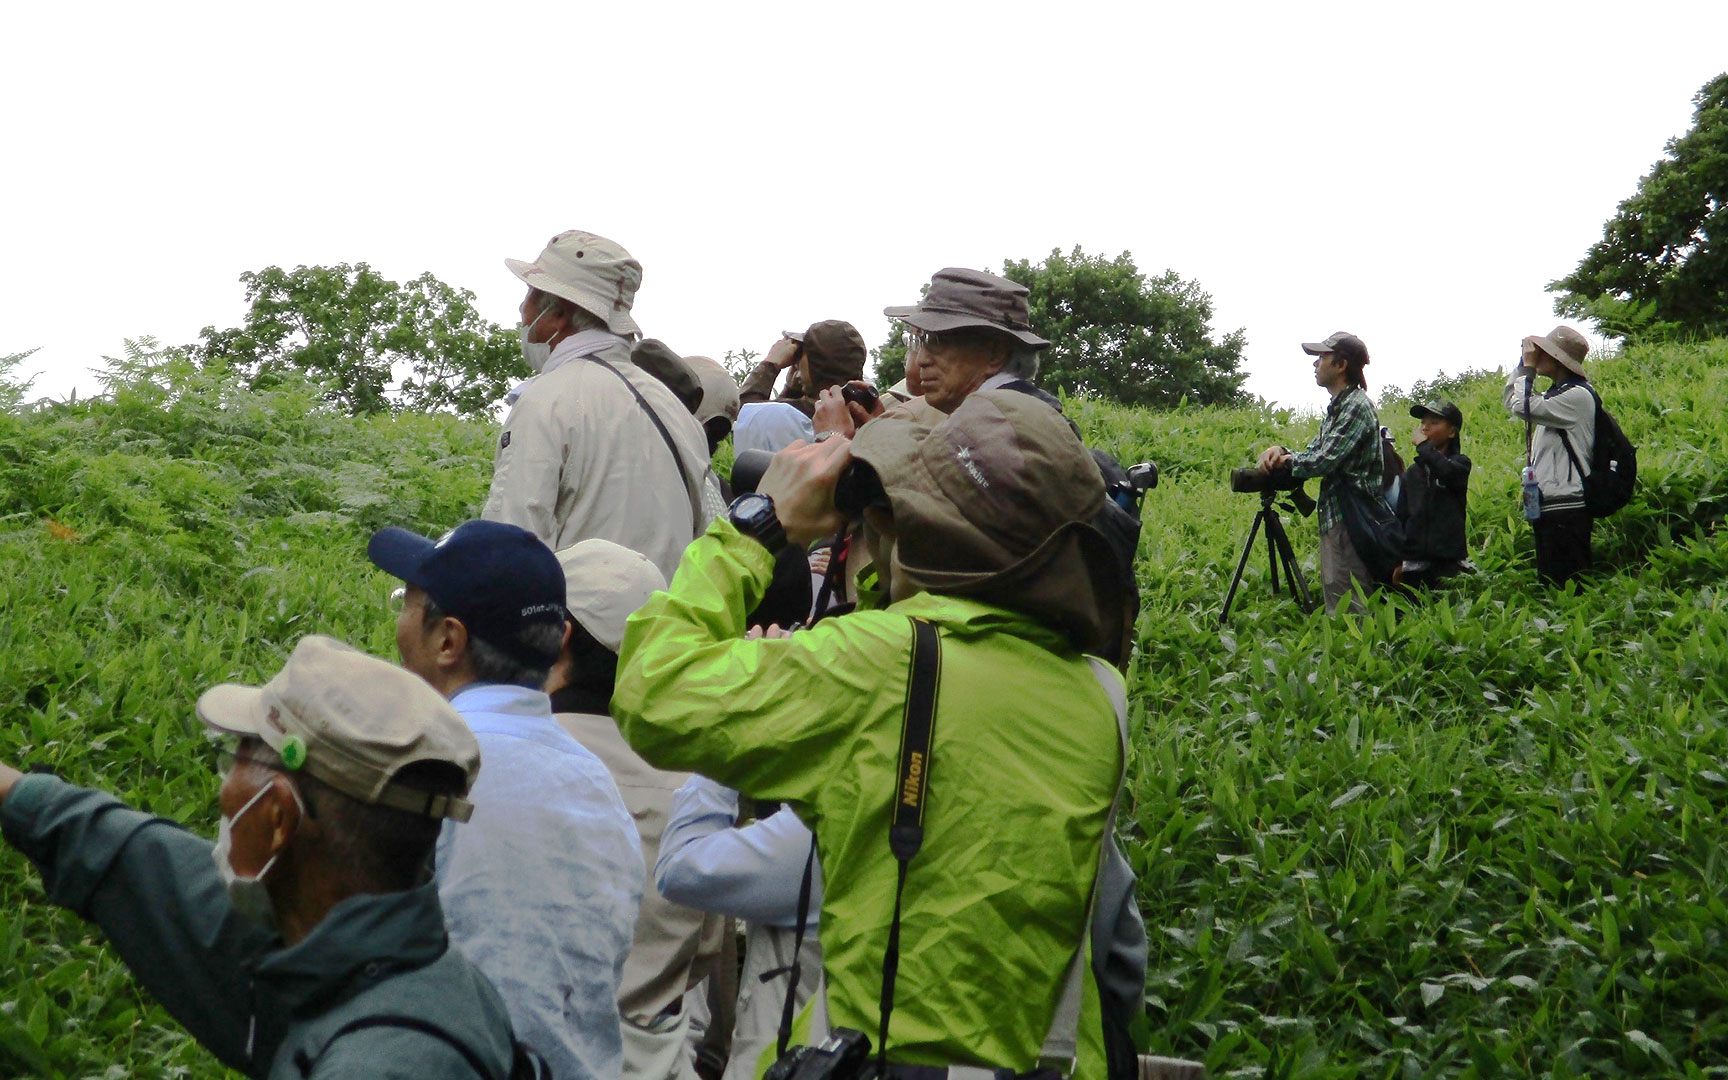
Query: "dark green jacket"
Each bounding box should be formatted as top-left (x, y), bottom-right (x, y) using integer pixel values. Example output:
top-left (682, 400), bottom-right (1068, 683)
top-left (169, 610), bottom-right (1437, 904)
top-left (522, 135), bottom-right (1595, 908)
top-left (1, 774), bottom-right (517, 1079)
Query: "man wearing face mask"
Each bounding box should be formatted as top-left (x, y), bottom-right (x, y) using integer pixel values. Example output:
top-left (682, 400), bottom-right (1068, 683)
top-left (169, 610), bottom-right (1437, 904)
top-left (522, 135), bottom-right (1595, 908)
top-left (484, 229), bottom-right (722, 580)
top-left (0, 635), bottom-right (531, 1079)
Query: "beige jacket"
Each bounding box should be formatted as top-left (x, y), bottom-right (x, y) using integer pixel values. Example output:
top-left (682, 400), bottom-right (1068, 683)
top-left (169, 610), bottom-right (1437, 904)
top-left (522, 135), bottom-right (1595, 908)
top-left (556, 710), bottom-right (725, 1067)
top-left (483, 335), bottom-right (723, 579)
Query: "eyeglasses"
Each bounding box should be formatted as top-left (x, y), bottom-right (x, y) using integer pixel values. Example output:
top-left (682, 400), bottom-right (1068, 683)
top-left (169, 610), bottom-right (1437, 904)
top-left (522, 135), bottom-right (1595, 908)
top-left (387, 585), bottom-right (407, 613)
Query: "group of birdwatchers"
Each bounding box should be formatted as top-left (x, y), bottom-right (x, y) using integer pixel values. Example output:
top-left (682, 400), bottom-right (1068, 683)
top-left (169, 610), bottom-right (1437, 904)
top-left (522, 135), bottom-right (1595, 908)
top-left (0, 228), bottom-right (1623, 1080)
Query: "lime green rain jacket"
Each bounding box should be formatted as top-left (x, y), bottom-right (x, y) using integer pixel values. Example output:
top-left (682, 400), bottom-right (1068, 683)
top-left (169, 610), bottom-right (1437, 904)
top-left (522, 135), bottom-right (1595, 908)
top-left (613, 521), bottom-right (1121, 1076)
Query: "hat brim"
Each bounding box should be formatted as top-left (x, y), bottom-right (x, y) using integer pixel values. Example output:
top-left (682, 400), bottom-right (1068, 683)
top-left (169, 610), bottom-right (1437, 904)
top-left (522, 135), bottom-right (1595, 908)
top-left (1300, 342), bottom-right (1332, 356)
top-left (506, 257), bottom-right (642, 338)
top-left (367, 527), bottom-right (437, 587)
top-left (883, 306), bottom-right (1050, 349)
top-left (195, 682), bottom-right (276, 744)
top-left (1531, 335), bottom-right (1587, 377)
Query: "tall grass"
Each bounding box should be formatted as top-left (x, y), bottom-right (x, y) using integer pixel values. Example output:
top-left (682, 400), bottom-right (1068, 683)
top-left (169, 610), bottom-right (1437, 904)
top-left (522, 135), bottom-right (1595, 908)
top-left (2, 340), bottom-right (1726, 1077)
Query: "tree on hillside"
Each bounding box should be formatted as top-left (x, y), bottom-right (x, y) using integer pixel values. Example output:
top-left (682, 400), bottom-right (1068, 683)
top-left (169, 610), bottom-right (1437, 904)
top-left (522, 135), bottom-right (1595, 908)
top-left (1549, 73), bottom-right (1728, 342)
top-left (1002, 248), bottom-right (1248, 407)
top-left (194, 264), bottom-right (526, 417)
top-left (871, 323), bottom-right (908, 388)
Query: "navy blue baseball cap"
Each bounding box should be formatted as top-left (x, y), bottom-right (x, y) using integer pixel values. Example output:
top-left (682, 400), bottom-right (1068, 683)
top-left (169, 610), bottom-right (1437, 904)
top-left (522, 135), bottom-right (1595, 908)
top-left (368, 520), bottom-right (567, 667)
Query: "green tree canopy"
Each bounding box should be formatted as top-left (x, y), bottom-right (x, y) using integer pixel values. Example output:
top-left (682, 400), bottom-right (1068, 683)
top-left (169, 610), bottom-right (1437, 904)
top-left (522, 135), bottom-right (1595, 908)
top-left (1549, 73), bottom-right (1728, 342)
top-left (195, 263), bottom-right (526, 417)
top-left (874, 248), bottom-right (1248, 408)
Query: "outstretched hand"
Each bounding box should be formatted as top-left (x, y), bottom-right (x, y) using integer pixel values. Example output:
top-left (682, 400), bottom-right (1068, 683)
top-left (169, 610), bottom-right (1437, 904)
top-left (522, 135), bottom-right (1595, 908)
top-left (758, 437), bottom-right (853, 548)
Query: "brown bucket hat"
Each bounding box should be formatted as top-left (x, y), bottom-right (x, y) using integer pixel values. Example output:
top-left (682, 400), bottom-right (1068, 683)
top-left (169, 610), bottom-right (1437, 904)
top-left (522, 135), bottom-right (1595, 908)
top-left (883, 268), bottom-right (1051, 349)
top-left (1526, 325), bottom-right (1589, 377)
top-left (850, 389), bottom-right (1120, 654)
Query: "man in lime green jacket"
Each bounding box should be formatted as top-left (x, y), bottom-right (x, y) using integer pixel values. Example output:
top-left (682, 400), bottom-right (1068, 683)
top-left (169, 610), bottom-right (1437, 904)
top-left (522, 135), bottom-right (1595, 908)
top-left (613, 390), bottom-right (1132, 1080)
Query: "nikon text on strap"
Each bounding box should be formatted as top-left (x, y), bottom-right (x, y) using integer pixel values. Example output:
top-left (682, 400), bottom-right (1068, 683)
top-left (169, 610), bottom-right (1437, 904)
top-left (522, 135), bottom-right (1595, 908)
top-left (876, 616), bottom-right (942, 1076)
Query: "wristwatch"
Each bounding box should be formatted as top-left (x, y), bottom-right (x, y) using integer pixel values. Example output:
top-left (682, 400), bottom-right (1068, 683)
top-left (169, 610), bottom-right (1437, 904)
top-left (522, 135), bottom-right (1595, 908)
top-left (727, 493), bottom-right (788, 557)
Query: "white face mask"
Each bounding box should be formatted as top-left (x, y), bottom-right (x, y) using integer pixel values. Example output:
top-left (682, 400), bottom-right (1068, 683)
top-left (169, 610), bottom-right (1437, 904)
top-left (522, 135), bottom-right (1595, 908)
top-left (519, 305), bottom-right (554, 373)
top-left (212, 778), bottom-right (303, 928)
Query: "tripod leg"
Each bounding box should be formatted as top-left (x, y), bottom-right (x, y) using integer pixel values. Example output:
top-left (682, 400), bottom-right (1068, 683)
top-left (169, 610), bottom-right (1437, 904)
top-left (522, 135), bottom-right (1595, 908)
top-left (1219, 511), bottom-right (1266, 626)
top-left (1264, 512), bottom-right (1315, 613)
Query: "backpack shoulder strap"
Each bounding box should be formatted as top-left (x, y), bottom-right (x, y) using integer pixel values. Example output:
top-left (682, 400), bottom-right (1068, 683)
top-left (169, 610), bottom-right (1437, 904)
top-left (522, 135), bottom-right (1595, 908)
top-left (297, 1014), bottom-right (501, 1080)
top-left (589, 357), bottom-right (706, 539)
top-left (1035, 659), bottom-right (1131, 1076)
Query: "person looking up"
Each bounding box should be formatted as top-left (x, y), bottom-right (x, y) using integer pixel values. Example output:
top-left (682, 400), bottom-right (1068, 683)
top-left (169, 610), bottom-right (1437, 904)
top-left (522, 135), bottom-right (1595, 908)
top-left (0, 635), bottom-right (528, 1078)
top-left (484, 229), bottom-right (721, 579)
top-left (369, 519), bottom-right (643, 1080)
top-left (1503, 326), bottom-right (1597, 587)
top-left (735, 321), bottom-right (868, 454)
top-left (1395, 399), bottom-right (1473, 586)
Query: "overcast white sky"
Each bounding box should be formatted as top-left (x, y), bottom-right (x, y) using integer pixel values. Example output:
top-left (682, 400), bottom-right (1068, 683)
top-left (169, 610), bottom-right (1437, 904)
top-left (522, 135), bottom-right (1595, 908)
top-left (3, 2), bottom-right (1723, 409)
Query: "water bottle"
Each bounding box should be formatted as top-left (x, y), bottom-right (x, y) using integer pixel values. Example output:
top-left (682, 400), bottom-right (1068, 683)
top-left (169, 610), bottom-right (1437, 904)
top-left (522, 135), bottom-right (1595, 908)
top-left (1521, 465), bottom-right (1542, 521)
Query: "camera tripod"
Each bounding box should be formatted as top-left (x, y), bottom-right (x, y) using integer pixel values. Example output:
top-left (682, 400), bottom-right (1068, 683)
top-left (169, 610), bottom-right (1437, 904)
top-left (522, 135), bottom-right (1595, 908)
top-left (1219, 489), bottom-right (1315, 625)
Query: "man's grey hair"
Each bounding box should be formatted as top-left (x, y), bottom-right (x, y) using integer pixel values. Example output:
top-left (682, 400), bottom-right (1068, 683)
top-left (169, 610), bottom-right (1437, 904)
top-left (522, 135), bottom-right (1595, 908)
top-left (529, 289), bottom-right (608, 335)
top-left (422, 599), bottom-right (560, 690)
top-left (1004, 345), bottom-right (1041, 382)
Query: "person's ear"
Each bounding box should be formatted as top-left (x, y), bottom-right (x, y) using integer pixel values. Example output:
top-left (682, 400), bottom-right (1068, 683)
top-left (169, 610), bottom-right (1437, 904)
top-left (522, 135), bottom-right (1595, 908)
top-left (262, 775), bottom-right (304, 852)
top-left (435, 616), bottom-right (469, 672)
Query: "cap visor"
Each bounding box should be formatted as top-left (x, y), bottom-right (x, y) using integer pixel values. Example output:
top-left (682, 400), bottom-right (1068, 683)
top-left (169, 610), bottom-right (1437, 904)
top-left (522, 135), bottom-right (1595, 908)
top-left (1409, 404), bottom-right (1439, 420)
top-left (783, 330), bottom-right (806, 343)
top-left (367, 527), bottom-right (436, 584)
top-left (1300, 342), bottom-right (1329, 355)
top-left (195, 683), bottom-right (270, 737)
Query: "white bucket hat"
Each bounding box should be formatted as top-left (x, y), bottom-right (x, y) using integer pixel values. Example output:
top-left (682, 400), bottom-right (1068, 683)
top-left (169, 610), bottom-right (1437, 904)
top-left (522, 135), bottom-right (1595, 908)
top-left (506, 230), bottom-right (642, 338)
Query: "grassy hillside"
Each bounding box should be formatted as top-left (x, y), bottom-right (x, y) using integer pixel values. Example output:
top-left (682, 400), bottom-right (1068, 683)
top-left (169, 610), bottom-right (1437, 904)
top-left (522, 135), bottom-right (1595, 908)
top-left (2, 340), bottom-right (1726, 1078)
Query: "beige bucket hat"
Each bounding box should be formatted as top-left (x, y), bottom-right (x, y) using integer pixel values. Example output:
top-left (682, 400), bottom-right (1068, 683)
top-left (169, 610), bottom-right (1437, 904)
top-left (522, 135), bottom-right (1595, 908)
top-left (682, 354), bottom-right (742, 425)
top-left (197, 635), bottom-right (481, 822)
top-left (506, 229), bottom-right (642, 337)
top-left (557, 539), bottom-right (667, 654)
top-left (1526, 325), bottom-right (1589, 377)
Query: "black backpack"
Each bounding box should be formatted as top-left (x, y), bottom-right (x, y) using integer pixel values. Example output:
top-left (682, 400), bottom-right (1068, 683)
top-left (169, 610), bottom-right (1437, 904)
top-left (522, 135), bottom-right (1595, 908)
top-left (1558, 385), bottom-right (1637, 517)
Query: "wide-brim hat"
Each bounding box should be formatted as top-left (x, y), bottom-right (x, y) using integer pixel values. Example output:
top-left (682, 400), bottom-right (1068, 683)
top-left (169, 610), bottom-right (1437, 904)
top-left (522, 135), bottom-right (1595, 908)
top-left (197, 635), bottom-right (479, 822)
top-left (849, 389), bottom-right (1120, 653)
top-left (682, 354), bottom-right (742, 424)
top-left (884, 267), bottom-right (1050, 349)
top-left (507, 229), bottom-right (642, 338)
top-left (1527, 325), bottom-right (1588, 377)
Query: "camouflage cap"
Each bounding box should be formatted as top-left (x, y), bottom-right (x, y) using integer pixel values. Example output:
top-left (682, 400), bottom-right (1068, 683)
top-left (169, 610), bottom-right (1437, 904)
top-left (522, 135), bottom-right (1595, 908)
top-left (506, 229), bottom-right (642, 337)
top-left (197, 635), bottom-right (480, 822)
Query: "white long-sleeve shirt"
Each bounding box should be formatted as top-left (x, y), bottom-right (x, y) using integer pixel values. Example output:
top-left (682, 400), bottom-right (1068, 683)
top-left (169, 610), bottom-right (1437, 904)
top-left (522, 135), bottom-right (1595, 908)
top-left (1503, 364), bottom-right (1597, 512)
top-left (438, 683), bottom-right (644, 1080)
top-left (655, 775), bottom-right (822, 929)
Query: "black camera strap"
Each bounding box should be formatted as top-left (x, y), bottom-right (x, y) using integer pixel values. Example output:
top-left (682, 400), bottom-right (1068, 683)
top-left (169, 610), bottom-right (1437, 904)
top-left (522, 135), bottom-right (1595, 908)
top-left (877, 617), bottom-right (942, 1077)
top-left (774, 835), bottom-right (820, 1060)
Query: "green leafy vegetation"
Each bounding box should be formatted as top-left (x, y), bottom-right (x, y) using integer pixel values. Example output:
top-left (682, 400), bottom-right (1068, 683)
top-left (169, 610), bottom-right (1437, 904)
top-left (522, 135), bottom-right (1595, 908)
top-left (3, 338), bottom-right (1727, 1077)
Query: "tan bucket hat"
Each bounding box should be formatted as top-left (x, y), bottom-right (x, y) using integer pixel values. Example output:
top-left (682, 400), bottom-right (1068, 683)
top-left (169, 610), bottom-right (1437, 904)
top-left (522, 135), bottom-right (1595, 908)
top-left (849, 389), bottom-right (1120, 653)
top-left (197, 635), bottom-right (481, 821)
top-left (1526, 325), bottom-right (1589, 377)
top-left (506, 229), bottom-right (642, 337)
top-left (556, 539), bottom-right (667, 653)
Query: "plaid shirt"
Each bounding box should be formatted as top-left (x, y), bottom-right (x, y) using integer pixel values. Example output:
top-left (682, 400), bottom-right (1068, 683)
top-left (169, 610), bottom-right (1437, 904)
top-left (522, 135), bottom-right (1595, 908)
top-left (1287, 386), bottom-right (1383, 532)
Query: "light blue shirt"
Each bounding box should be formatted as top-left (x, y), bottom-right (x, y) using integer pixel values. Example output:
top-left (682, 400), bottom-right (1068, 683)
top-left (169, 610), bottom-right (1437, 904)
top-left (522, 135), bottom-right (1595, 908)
top-left (655, 775), bottom-right (822, 929)
top-left (438, 682), bottom-right (644, 1080)
top-left (734, 402), bottom-right (815, 455)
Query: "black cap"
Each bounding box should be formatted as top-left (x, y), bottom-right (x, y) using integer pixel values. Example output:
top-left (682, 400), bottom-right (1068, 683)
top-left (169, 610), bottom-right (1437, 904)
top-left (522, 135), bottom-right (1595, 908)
top-left (368, 520), bottom-right (567, 667)
top-left (1300, 332), bottom-right (1368, 368)
top-left (1409, 399), bottom-right (1464, 429)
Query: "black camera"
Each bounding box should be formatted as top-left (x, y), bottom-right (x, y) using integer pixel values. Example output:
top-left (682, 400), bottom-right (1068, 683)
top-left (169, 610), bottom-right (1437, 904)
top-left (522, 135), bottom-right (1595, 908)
top-left (731, 449), bottom-right (887, 519)
top-left (1107, 461), bottom-right (1158, 514)
top-left (1229, 465), bottom-right (1315, 517)
top-left (841, 382), bottom-right (880, 413)
top-left (764, 1029), bottom-right (872, 1080)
